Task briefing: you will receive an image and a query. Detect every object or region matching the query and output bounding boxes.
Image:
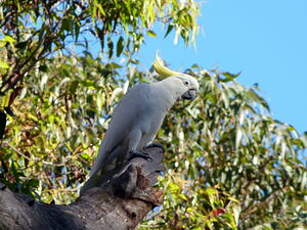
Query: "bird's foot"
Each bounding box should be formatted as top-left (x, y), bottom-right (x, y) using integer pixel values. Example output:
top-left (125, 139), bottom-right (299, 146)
top-left (128, 151), bottom-right (152, 161)
top-left (145, 142), bottom-right (164, 152)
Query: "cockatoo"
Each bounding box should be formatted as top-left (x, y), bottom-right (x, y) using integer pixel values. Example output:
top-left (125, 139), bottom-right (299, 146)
top-left (81, 56), bottom-right (199, 193)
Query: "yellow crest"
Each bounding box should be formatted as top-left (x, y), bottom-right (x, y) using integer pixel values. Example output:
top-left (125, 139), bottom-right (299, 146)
top-left (153, 54), bottom-right (190, 78)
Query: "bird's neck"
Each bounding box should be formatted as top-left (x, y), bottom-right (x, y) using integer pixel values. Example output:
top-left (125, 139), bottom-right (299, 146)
top-left (152, 80), bottom-right (180, 110)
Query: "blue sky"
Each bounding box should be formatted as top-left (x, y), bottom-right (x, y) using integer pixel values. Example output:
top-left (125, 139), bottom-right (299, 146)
top-left (136, 0), bottom-right (307, 133)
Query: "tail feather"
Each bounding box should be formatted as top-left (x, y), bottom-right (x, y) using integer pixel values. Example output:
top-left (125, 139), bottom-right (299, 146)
top-left (80, 145), bottom-right (106, 194)
top-left (81, 143), bottom-right (127, 194)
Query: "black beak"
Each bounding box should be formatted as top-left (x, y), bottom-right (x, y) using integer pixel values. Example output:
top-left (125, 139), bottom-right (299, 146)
top-left (181, 89), bottom-right (197, 100)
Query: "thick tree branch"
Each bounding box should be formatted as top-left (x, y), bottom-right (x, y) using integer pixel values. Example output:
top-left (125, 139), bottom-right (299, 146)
top-left (0, 146), bottom-right (164, 230)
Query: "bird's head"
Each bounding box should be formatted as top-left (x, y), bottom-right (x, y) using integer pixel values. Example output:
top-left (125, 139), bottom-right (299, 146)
top-left (158, 75), bottom-right (199, 101)
top-left (174, 75), bottom-right (199, 100)
top-left (152, 54), bottom-right (199, 101)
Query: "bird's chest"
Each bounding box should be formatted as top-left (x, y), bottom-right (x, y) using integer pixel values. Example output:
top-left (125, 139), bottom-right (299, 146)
top-left (141, 109), bottom-right (164, 132)
top-left (136, 107), bottom-right (165, 147)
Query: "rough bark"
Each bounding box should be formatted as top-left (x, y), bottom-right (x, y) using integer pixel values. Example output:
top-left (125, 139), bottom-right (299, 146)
top-left (0, 146), bottom-right (164, 230)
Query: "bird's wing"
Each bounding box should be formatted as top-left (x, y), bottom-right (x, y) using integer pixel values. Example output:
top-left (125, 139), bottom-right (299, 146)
top-left (89, 83), bottom-right (152, 176)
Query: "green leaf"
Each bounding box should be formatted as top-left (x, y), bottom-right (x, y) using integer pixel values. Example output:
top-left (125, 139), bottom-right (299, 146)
top-left (0, 60), bottom-right (9, 69)
top-left (74, 22), bottom-right (80, 41)
top-left (147, 30), bottom-right (157, 37)
top-left (191, 227), bottom-right (202, 230)
top-left (106, 62), bottom-right (122, 69)
top-left (235, 127), bottom-right (243, 149)
top-left (220, 72), bottom-right (241, 82)
top-left (2, 35), bottom-right (16, 44)
top-left (168, 182), bottom-right (180, 193)
top-left (248, 88), bottom-right (270, 111)
top-left (107, 38), bottom-right (114, 58)
top-left (164, 24), bottom-right (174, 38)
top-left (116, 36), bottom-right (124, 57)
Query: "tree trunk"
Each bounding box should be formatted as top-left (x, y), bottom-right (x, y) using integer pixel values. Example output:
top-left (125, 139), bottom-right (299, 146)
top-left (0, 147), bottom-right (164, 230)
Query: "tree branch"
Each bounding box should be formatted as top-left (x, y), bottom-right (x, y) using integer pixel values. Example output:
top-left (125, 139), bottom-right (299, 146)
top-left (0, 146), bottom-right (164, 230)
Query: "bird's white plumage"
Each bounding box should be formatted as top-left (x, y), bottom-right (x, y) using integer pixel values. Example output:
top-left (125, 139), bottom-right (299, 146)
top-left (81, 75), bottom-right (199, 193)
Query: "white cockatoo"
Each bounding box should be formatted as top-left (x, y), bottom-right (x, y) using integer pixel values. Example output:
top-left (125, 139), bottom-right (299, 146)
top-left (81, 56), bottom-right (199, 193)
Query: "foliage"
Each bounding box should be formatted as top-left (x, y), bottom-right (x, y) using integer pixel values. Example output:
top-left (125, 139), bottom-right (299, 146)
top-left (139, 68), bottom-right (306, 230)
top-left (0, 0), bottom-right (199, 99)
top-left (0, 55), bottom-right (306, 229)
top-left (0, 1), bottom-right (306, 229)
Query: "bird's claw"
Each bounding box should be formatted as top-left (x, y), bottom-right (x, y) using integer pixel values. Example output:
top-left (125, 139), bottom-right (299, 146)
top-left (145, 142), bottom-right (164, 152)
top-left (128, 151), bottom-right (153, 161)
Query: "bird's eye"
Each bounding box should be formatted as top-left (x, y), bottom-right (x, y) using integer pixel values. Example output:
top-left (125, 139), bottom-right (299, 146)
top-left (184, 80), bottom-right (189, 86)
